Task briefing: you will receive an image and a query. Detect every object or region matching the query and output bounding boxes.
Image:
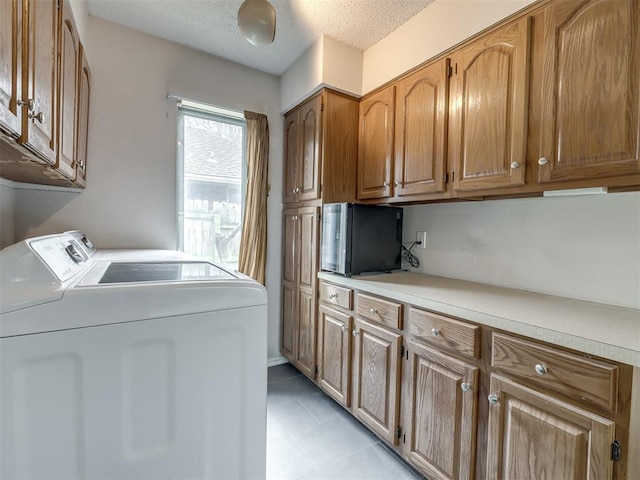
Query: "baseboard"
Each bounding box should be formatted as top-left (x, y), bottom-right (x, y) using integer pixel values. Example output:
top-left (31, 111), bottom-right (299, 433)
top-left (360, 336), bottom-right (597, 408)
top-left (267, 356), bottom-right (289, 367)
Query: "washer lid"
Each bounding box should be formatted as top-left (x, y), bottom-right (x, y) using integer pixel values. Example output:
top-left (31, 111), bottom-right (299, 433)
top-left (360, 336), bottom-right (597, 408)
top-left (77, 261), bottom-right (235, 286)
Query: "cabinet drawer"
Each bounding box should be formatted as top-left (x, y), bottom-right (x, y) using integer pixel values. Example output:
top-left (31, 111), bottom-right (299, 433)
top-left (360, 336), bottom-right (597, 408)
top-left (356, 292), bottom-right (402, 330)
top-left (491, 333), bottom-right (618, 412)
top-left (320, 282), bottom-right (353, 310)
top-left (408, 307), bottom-right (480, 359)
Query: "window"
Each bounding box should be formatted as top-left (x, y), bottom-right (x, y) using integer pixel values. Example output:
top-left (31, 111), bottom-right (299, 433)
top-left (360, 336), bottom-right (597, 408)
top-left (177, 102), bottom-right (246, 270)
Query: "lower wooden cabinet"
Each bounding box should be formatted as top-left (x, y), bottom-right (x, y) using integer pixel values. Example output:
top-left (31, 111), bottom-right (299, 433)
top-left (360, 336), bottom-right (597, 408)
top-left (313, 281), bottom-right (633, 479)
top-left (317, 305), bottom-right (353, 407)
top-left (486, 373), bottom-right (616, 479)
top-left (353, 317), bottom-right (402, 445)
top-left (404, 340), bottom-right (479, 480)
top-left (280, 206), bottom-right (319, 379)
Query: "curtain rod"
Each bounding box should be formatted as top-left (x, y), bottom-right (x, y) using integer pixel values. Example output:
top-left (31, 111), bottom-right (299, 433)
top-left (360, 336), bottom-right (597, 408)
top-left (166, 94), bottom-right (268, 119)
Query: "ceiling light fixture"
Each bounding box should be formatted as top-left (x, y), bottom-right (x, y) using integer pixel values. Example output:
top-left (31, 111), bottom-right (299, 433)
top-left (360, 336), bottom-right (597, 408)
top-left (237, 0), bottom-right (276, 46)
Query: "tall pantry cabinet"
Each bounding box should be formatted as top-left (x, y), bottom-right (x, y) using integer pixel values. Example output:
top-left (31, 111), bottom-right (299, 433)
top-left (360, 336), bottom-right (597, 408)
top-left (280, 89), bottom-right (359, 380)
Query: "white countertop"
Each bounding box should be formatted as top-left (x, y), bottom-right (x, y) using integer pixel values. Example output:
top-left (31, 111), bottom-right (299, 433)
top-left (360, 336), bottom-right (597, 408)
top-left (318, 271), bottom-right (640, 367)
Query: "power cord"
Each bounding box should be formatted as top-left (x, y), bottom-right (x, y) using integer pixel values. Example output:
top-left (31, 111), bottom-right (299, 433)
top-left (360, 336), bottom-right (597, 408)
top-left (401, 241), bottom-right (421, 268)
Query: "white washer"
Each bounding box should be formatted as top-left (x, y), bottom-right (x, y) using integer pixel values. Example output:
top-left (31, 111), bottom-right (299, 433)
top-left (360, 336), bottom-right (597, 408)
top-left (0, 233), bottom-right (267, 480)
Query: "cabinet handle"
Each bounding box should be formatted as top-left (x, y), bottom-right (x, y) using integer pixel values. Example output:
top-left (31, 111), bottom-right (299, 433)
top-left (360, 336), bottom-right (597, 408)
top-left (534, 364), bottom-right (548, 376)
top-left (18, 98), bottom-right (35, 111)
top-left (431, 328), bottom-right (440, 337)
top-left (29, 111), bottom-right (44, 123)
top-left (383, 182), bottom-right (389, 187)
top-left (328, 293), bottom-right (338, 299)
top-left (460, 382), bottom-right (471, 392)
top-left (369, 307), bottom-right (378, 315)
top-left (352, 330), bottom-right (359, 337)
top-left (538, 157), bottom-right (549, 166)
top-left (341, 325), bottom-right (347, 333)
top-left (488, 393), bottom-right (499, 404)
top-left (510, 161), bottom-right (520, 169)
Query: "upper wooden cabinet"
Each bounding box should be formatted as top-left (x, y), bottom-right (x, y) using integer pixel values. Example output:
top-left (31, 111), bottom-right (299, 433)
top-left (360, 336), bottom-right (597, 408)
top-left (0, 0), bottom-right (90, 188)
top-left (283, 89), bottom-right (358, 204)
top-left (23, 0), bottom-right (58, 165)
top-left (56, 0), bottom-right (80, 181)
top-left (448, 17), bottom-right (530, 192)
top-left (357, 85), bottom-right (395, 200)
top-left (0, 0), bottom-right (21, 137)
top-left (75, 43), bottom-right (90, 188)
top-left (394, 59), bottom-right (449, 198)
top-left (532, 0), bottom-right (640, 184)
top-left (284, 95), bottom-right (321, 202)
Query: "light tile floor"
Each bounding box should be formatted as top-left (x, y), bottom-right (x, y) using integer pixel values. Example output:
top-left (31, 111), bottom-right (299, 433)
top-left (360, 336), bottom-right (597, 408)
top-left (267, 363), bottom-right (422, 480)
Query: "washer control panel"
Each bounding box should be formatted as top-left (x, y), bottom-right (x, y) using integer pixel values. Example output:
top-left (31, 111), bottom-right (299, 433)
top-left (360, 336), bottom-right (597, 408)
top-left (29, 235), bottom-right (90, 282)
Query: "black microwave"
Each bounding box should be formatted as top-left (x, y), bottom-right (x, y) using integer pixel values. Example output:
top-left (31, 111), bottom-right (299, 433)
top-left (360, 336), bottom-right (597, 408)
top-left (320, 203), bottom-right (403, 277)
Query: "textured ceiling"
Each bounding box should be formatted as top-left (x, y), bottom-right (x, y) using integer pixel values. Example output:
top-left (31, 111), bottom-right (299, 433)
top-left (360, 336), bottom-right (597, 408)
top-left (86, 0), bottom-right (435, 75)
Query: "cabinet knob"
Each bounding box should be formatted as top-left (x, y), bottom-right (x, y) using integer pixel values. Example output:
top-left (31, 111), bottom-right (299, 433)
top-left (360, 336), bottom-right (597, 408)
top-left (292, 215), bottom-right (298, 220)
top-left (534, 364), bottom-right (548, 376)
top-left (292, 187), bottom-right (300, 193)
top-left (383, 182), bottom-right (388, 187)
top-left (460, 382), bottom-right (471, 392)
top-left (29, 111), bottom-right (45, 124)
top-left (488, 393), bottom-right (499, 404)
top-left (341, 325), bottom-right (347, 333)
top-left (510, 161), bottom-right (520, 169)
top-left (369, 307), bottom-right (378, 315)
top-left (329, 293), bottom-right (338, 299)
top-left (431, 328), bottom-right (440, 337)
top-left (352, 330), bottom-right (359, 337)
top-left (538, 157), bottom-right (549, 166)
top-left (18, 98), bottom-right (35, 111)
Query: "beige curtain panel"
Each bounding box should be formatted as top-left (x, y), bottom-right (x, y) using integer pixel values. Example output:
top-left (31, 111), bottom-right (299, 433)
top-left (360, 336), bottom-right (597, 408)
top-left (238, 111), bottom-right (269, 285)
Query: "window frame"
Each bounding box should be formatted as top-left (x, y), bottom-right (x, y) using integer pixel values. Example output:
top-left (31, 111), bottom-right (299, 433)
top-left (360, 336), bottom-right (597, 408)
top-left (176, 103), bottom-right (247, 256)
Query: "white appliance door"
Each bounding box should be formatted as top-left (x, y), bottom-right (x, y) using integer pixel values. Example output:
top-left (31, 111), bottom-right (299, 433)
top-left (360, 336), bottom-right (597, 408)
top-left (1, 306), bottom-right (267, 479)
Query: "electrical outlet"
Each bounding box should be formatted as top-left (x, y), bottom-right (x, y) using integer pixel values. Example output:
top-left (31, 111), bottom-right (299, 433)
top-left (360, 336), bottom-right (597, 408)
top-left (416, 231), bottom-right (427, 249)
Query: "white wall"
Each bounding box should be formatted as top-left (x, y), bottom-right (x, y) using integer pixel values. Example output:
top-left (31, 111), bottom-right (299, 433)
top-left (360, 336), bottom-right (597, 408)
top-left (0, 181), bottom-right (15, 248)
top-left (14, 17), bottom-right (285, 362)
top-left (362, 0), bottom-right (535, 93)
top-left (280, 35), bottom-right (362, 112)
top-left (402, 192), bottom-right (640, 309)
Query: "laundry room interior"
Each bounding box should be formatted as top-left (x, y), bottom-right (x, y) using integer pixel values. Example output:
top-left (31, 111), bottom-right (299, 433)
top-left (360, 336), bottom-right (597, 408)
top-left (1, 0), bottom-right (639, 479)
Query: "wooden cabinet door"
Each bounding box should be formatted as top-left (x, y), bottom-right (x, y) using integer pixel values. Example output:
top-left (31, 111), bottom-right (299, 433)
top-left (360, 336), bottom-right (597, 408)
top-left (55, 0), bottom-right (79, 180)
top-left (357, 86), bottom-right (395, 200)
top-left (298, 95), bottom-right (322, 202)
top-left (486, 374), bottom-right (615, 480)
top-left (0, 0), bottom-right (21, 136)
top-left (23, 0), bottom-right (57, 164)
top-left (318, 305), bottom-right (352, 407)
top-left (404, 340), bottom-right (478, 480)
top-left (280, 209), bottom-right (299, 362)
top-left (536, 0), bottom-right (640, 183)
top-left (353, 317), bottom-right (402, 444)
top-left (295, 206), bottom-right (319, 379)
top-left (283, 110), bottom-right (299, 203)
top-left (449, 17), bottom-right (530, 192)
top-left (395, 60), bottom-right (448, 197)
top-left (74, 43), bottom-right (89, 188)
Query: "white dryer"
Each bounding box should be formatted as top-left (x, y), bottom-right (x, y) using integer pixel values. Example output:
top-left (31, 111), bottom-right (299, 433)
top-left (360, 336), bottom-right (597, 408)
top-left (0, 233), bottom-right (267, 479)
